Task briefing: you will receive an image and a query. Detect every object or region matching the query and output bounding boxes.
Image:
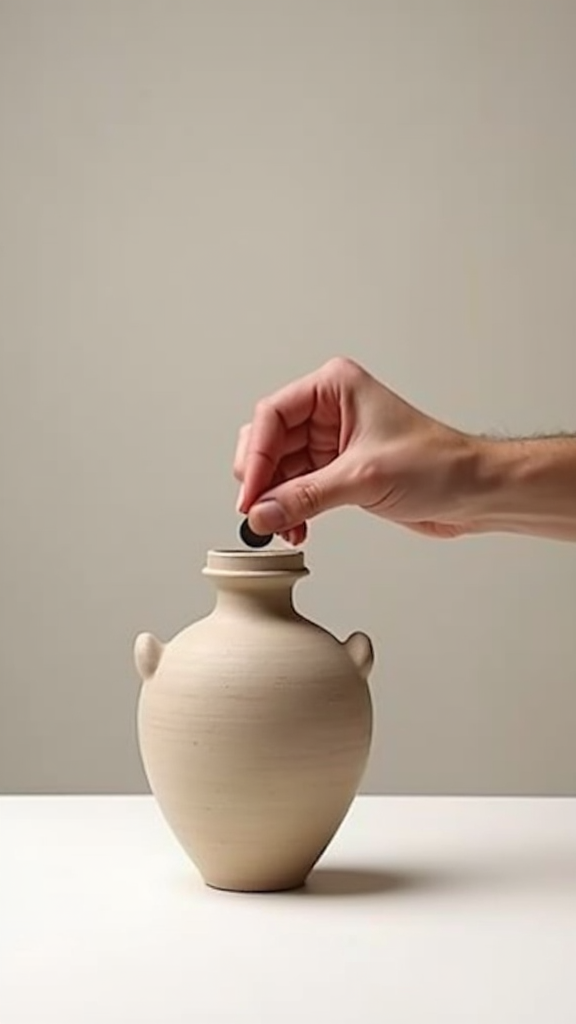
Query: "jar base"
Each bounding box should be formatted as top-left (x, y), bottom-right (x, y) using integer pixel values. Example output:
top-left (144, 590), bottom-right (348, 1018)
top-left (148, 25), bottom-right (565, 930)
top-left (204, 874), bottom-right (308, 894)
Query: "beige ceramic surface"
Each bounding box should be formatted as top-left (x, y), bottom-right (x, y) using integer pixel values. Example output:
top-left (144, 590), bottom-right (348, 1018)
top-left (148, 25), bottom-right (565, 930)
top-left (135, 548), bottom-right (374, 892)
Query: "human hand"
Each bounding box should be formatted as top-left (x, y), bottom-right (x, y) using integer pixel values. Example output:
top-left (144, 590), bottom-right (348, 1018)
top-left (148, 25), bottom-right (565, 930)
top-left (234, 357), bottom-right (480, 543)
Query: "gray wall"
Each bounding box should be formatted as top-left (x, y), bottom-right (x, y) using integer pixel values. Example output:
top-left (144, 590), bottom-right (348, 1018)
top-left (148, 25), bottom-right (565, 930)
top-left (1, 0), bottom-right (575, 795)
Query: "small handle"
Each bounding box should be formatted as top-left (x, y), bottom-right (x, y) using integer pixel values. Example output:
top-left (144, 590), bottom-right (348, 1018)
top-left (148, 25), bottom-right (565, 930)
top-left (134, 632), bottom-right (164, 681)
top-left (343, 631), bottom-right (374, 680)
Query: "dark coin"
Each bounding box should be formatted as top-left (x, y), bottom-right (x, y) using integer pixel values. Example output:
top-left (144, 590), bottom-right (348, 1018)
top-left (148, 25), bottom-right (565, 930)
top-left (239, 517), bottom-right (273, 549)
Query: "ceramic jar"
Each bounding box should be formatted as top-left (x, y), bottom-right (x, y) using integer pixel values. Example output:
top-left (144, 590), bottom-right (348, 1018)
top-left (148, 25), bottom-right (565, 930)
top-left (134, 549), bottom-right (374, 892)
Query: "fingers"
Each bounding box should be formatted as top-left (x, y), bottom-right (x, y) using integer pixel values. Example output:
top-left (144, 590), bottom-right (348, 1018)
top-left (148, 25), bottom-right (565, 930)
top-left (264, 452), bottom-right (312, 546)
top-left (248, 456), bottom-right (351, 534)
top-left (270, 455), bottom-right (311, 544)
top-left (234, 424), bottom-right (311, 511)
top-left (235, 423), bottom-right (310, 483)
top-left (234, 357), bottom-right (366, 523)
top-left (273, 450), bottom-right (313, 486)
top-left (239, 374), bottom-right (321, 510)
top-left (280, 523), bottom-right (308, 546)
top-left (233, 424), bottom-right (251, 482)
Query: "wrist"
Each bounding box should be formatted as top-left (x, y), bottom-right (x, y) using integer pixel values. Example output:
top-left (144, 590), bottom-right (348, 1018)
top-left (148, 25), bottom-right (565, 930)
top-left (461, 434), bottom-right (576, 539)
top-left (463, 436), bottom-right (525, 522)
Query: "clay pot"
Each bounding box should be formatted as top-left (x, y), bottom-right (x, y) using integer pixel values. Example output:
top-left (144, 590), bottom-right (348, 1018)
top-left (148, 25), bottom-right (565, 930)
top-left (134, 549), bottom-right (374, 892)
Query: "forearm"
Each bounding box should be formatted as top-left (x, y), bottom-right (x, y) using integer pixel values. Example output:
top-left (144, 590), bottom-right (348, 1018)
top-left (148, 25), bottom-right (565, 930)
top-left (465, 435), bottom-right (576, 541)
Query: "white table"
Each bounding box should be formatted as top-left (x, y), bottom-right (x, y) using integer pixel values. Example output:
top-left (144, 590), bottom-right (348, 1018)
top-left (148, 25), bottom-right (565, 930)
top-left (1, 796), bottom-right (575, 1024)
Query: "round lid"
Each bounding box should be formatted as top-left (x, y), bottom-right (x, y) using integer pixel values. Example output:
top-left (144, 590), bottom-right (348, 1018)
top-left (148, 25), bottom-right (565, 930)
top-left (204, 548), bottom-right (307, 575)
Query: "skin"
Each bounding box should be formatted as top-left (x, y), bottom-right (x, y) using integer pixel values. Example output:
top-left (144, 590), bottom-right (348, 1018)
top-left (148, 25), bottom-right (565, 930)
top-left (234, 357), bottom-right (576, 545)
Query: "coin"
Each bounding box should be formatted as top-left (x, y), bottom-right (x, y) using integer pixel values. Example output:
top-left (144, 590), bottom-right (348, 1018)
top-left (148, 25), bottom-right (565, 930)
top-left (239, 517), bottom-right (273, 549)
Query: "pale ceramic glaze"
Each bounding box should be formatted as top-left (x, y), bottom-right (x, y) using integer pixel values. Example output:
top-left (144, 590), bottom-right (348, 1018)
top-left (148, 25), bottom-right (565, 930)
top-left (134, 549), bottom-right (374, 892)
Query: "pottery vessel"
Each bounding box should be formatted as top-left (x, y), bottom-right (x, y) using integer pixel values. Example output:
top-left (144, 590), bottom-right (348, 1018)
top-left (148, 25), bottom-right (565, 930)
top-left (134, 549), bottom-right (374, 892)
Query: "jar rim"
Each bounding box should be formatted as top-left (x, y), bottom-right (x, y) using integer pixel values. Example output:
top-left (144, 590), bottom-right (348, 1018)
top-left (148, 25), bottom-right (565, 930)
top-left (204, 548), bottom-right (307, 576)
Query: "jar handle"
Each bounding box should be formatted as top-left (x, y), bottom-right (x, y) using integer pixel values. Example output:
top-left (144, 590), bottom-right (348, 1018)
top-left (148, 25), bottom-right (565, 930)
top-left (134, 632), bottom-right (164, 682)
top-left (343, 631), bottom-right (374, 680)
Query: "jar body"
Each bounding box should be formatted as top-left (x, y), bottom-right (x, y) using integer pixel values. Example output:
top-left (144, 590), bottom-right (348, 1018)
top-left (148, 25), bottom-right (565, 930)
top-left (135, 550), bottom-right (373, 892)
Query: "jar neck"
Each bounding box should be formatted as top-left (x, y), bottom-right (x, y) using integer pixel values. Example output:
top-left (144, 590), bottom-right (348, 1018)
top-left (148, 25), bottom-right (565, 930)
top-left (211, 576), bottom-right (299, 619)
top-left (202, 550), bottom-right (308, 619)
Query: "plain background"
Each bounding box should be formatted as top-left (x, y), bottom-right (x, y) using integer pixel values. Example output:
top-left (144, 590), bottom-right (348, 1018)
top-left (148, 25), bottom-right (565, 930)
top-left (1, 0), bottom-right (575, 795)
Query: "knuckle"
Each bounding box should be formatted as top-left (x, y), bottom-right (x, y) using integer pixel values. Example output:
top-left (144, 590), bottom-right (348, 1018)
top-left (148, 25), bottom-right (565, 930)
top-left (255, 397), bottom-right (273, 417)
top-left (233, 424), bottom-right (251, 479)
top-left (357, 458), bottom-right (385, 503)
top-left (324, 355), bottom-right (363, 381)
top-left (360, 460), bottom-right (381, 490)
top-left (294, 477), bottom-right (322, 517)
top-left (236, 424), bottom-right (250, 450)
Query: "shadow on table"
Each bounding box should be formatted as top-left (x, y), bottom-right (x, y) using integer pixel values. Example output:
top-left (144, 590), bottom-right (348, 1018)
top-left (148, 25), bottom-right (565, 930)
top-left (172, 863), bottom-right (444, 900)
top-left (299, 848), bottom-right (576, 899)
top-left (173, 849), bottom-right (576, 900)
top-left (296, 865), bottom-right (439, 898)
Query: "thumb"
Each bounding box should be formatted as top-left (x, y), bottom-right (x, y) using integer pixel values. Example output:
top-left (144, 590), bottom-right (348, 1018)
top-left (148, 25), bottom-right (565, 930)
top-left (247, 460), bottom-right (351, 534)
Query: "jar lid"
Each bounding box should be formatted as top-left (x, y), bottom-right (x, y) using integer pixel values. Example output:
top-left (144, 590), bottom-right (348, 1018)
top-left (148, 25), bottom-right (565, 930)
top-left (204, 549), bottom-right (307, 576)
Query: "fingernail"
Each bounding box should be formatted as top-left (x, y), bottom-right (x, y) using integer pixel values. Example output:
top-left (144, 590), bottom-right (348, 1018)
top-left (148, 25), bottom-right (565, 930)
top-left (236, 483), bottom-right (245, 513)
top-left (249, 499), bottom-right (287, 533)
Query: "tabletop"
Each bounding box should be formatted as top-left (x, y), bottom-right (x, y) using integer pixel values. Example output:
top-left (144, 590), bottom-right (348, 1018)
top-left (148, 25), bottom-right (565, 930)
top-left (1, 795), bottom-right (575, 1024)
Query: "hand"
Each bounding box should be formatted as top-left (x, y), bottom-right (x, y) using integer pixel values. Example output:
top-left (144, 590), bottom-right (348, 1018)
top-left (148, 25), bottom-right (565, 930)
top-left (234, 357), bottom-right (479, 543)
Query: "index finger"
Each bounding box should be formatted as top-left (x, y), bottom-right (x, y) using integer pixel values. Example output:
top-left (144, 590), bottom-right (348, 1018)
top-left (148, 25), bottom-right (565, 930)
top-left (240, 373), bottom-right (319, 510)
